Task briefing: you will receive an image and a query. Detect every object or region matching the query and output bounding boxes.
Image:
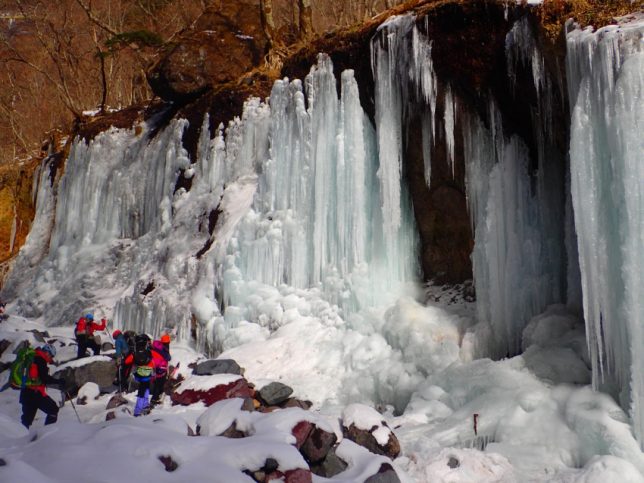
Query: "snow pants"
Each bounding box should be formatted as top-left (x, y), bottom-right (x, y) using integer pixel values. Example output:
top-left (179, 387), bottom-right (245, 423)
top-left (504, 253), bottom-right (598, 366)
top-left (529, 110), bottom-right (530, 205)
top-left (20, 388), bottom-right (58, 428)
top-left (151, 374), bottom-right (167, 403)
top-left (76, 334), bottom-right (100, 358)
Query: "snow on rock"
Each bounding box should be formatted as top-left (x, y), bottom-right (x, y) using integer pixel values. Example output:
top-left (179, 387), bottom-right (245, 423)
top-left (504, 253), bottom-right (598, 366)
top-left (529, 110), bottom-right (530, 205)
top-left (196, 397), bottom-right (247, 436)
top-left (76, 382), bottom-right (100, 404)
top-left (342, 403), bottom-right (400, 459)
top-left (53, 356), bottom-right (116, 396)
top-left (171, 373), bottom-right (252, 406)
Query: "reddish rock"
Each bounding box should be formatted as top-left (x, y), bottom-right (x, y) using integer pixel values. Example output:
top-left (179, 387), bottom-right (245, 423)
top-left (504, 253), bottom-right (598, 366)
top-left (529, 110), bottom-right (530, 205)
top-left (282, 398), bottom-right (313, 410)
top-left (291, 420), bottom-right (313, 449)
top-left (220, 421), bottom-right (246, 439)
top-left (364, 463), bottom-right (401, 482)
top-left (147, 0), bottom-right (269, 102)
top-left (300, 425), bottom-right (337, 464)
top-left (284, 468), bottom-right (313, 483)
top-left (343, 423), bottom-right (401, 459)
top-left (265, 470), bottom-right (284, 481)
top-left (171, 378), bottom-right (252, 406)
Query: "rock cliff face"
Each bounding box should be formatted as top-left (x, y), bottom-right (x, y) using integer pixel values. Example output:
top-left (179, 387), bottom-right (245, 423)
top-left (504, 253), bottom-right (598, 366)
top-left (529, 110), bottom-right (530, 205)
top-left (147, 0), bottom-right (270, 103)
top-left (1, 0), bottom-right (634, 287)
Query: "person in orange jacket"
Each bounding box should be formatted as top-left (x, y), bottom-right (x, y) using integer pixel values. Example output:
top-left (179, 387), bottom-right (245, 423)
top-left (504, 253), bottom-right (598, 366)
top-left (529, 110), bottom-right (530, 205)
top-left (20, 344), bottom-right (65, 428)
top-left (74, 313), bottom-right (107, 359)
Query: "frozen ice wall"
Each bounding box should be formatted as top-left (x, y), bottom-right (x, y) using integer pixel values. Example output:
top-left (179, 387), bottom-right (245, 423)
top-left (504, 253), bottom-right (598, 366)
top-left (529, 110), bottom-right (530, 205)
top-left (373, 15), bottom-right (569, 358)
top-left (201, 53), bottom-right (420, 343)
top-left (3, 53), bottom-right (420, 359)
top-left (566, 18), bottom-right (644, 448)
top-left (2, 120), bottom-right (195, 333)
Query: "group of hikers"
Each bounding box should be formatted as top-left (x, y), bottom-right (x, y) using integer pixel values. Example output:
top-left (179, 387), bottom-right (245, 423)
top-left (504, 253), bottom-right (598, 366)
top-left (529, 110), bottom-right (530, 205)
top-left (9, 311), bottom-right (173, 429)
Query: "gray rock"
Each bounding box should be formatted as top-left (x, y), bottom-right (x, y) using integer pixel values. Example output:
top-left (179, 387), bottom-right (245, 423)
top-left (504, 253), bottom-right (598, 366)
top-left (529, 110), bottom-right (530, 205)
top-left (312, 447), bottom-right (348, 478)
top-left (193, 359), bottom-right (243, 376)
top-left (27, 329), bottom-right (49, 342)
top-left (447, 456), bottom-right (460, 469)
top-left (53, 358), bottom-right (116, 397)
top-left (258, 381), bottom-right (293, 406)
top-left (364, 463), bottom-right (401, 483)
top-left (12, 340), bottom-right (29, 354)
top-left (0, 339), bottom-right (11, 357)
top-left (106, 393), bottom-right (128, 410)
top-left (102, 342), bottom-right (114, 352)
top-left (301, 425), bottom-right (337, 464)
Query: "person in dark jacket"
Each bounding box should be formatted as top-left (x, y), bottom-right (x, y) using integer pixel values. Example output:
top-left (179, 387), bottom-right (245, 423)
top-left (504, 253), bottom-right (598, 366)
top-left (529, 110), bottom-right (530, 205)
top-left (20, 344), bottom-right (65, 428)
top-left (113, 330), bottom-right (132, 392)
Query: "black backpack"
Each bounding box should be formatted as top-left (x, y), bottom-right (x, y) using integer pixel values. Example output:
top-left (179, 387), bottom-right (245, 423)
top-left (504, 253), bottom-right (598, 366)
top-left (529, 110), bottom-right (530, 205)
top-left (123, 330), bottom-right (137, 355)
top-left (133, 333), bottom-right (151, 366)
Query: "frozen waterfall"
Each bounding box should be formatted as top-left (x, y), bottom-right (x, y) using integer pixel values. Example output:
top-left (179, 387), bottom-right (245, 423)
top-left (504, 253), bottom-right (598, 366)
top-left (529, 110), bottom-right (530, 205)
top-left (373, 15), bottom-right (569, 358)
top-left (566, 18), bottom-right (644, 448)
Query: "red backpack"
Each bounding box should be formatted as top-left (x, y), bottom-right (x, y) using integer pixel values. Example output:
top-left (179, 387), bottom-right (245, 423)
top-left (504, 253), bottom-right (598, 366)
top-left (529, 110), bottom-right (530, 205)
top-left (75, 317), bottom-right (89, 337)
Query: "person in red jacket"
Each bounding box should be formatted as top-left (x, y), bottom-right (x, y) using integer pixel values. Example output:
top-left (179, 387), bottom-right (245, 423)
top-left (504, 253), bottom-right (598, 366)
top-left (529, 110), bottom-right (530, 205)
top-left (75, 313), bottom-right (107, 359)
top-left (20, 344), bottom-right (65, 428)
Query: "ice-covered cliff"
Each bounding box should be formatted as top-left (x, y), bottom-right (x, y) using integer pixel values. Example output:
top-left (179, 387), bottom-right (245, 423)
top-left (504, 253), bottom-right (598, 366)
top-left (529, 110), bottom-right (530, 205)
top-left (2, 1), bottom-right (643, 456)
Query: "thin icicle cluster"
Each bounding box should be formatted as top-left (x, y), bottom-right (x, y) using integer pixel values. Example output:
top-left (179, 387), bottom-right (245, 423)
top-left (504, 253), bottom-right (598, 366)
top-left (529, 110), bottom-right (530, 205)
top-left (566, 19), bottom-right (644, 449)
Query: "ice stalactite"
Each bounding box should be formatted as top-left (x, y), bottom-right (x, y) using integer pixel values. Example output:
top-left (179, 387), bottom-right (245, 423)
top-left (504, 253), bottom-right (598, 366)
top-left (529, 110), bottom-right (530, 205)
top-left (372, 14), bottom-right (569, 358)
top-left (205, 53), bottom-right (419, 327)
top-left (566, 18), bottom-right (644, 448)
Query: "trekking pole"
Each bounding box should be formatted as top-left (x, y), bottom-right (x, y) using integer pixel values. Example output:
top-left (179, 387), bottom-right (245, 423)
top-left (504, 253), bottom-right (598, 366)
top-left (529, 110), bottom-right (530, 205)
top-left (66, 391), bottom-right (82, 423)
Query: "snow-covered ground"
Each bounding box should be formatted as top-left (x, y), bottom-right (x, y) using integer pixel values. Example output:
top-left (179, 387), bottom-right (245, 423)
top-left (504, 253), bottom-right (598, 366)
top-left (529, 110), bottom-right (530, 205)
top-left (1, 291), bottom-right (643, 482)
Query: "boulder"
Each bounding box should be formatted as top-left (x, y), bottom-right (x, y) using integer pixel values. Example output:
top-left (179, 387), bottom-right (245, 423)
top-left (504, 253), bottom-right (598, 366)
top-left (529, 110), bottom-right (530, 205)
top-left (258, 381), bottom-right (293, 406)
top-left (220, 421), bottom-right (246, 438)
top-left (364, 463), bottom-right (401, 483)
top-left (171, 375), bottom-right (252, 406)
top-left (101, 342), bottom-right (114, 352)
top-left (53, 357), bottom-right (116, 397)
top-left (0, 339), bottom-right (11, 357)
top-left (106, 393), bottom-right (128, 410)
top-left (342, 404), bottom-right (401, 459)
top-left (311, 447), bottom-right (348, 478)
top-left (193, 359), bottom-right (243, 376)
top-left (27, 329), bottom-right (49, 342)
top-left (291, 420), bottom-right (313, 449)
top-left (159, 455), bottom-right (178, 472)
top-left (300, 425), bottom-right (337, 464)
top-left (284, 468), bottom-right (313, 483)
top-left (282, 398), bottom-right (312, 410)
top-left (147, 0), bottom-right (269, 102)
top-left (343, 422), bottom-right (401, 459)
top-left (76, 382), bottom-right (100, 405)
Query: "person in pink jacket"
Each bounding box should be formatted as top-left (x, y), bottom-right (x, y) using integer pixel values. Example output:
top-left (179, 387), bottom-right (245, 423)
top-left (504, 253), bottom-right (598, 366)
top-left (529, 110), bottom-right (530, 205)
top-left (150, 334), bottom-right (171, 406)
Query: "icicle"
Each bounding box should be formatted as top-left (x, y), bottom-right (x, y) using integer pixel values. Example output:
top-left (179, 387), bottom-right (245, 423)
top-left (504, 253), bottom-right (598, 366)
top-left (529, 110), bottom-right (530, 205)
top-left (444, 86), bottom-right (456, 177)
top-left (566, 18), bottom-right (644, 449)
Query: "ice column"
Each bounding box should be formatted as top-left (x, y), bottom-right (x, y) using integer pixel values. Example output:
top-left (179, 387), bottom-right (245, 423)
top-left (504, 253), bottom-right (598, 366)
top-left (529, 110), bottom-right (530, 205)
top-left (566, 19), bottom-right (644, 447)
top-left (372, 15), bottom-right (568, 358)
top-left (215, 54), bottom-right (418, 317)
